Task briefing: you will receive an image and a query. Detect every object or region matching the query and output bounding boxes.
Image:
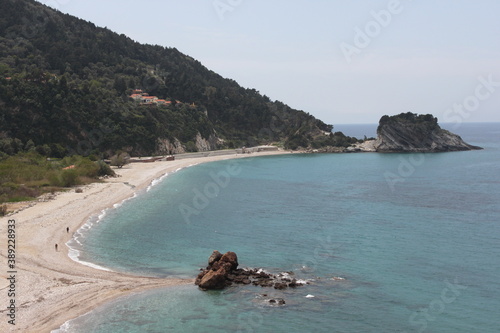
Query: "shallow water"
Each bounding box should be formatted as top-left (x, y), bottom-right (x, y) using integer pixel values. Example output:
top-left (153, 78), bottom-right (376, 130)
top-left (60, 123), bottom-right (500, 332)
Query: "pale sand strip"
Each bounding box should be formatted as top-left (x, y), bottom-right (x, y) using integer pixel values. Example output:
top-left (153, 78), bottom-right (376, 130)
top-left (0, 150), bottom-right (289, 332)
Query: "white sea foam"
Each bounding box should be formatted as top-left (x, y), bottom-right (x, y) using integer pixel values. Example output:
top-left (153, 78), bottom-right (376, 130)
top-left (66, 239), bottom-right (113, 272)
top-left (278, 272), bottom-right (293, 279)
top-left (51, 320), bottom-right (70, 332)
top-left (51, 308), bottom-right (96, 333)
top-left (66, 204), bottom-right (122, 272)
top-left (145, 164), bottom-right (192, 192)
top-left (147, 172), bottom-right (170, 192)
top-left (96, 208), bottom-right (108, 221)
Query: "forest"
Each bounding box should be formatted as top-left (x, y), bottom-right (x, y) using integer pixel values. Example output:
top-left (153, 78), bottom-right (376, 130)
top-left (0, 0), bottom-right (359, 158)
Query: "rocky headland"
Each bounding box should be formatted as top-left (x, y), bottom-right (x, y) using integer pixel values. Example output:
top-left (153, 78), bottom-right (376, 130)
top-left (368, 112), bottom-right (483, 152)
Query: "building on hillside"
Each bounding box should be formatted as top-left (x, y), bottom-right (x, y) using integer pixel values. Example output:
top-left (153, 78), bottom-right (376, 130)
top-left (129, 90), bottom-right (183, 106)
top-left (141, 95), bottom-right (158, 104)
top-left (156, 99), bottom-right (173, 106)
top-left (130, 94), bottom-right (143, 101)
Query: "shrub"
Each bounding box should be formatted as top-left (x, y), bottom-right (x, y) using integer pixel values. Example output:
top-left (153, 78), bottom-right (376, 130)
top-left (60, 169), bottom-right (79, 187)
top-left (76, 159), bottom-right (99, 178)
top-left (185, 141), bottom-right (197, 152)
top-left (48, 172), bottom-right (62, 187)
top-left (0, 204), bottom-right (7, 216)
top-left (110, 152), bottom-right (130, 168)
top-left (16, 185), bottom-right (40, 198)
top-left (96, 160), bottom-right (115, 177)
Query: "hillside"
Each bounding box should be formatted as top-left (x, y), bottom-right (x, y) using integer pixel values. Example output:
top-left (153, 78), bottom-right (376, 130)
top-left (0, 0), bottom-right (355, 158)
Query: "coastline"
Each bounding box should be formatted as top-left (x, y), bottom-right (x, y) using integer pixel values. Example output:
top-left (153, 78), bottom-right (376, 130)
top-left (0, 150), bottom-right (289, 332)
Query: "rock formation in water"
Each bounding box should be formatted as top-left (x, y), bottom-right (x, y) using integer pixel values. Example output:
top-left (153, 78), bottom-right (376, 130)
top-left (195, 250), bottom-right (306, 290)
top-left (373, 112), bottom-right (482, 152)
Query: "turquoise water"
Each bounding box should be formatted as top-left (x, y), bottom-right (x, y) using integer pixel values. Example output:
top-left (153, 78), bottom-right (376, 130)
top-left (60, 123), bottom-right (500, 333)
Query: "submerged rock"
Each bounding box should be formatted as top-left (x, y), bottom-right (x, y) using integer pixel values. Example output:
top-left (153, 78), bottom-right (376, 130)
top-left (268, 298), bottom-right (286, 306)
top-left (374, 112), bottom-right (482, 152)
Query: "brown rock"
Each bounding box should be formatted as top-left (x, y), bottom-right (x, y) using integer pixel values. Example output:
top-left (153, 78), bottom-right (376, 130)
top-left (208, 250), bottom-right (223, 266)
top-left (195, 270), bottom-right (207, 285)
top-left (198, 268), bottom-right (228, 290)
top-left (220, 251), bottom-right (238, 270)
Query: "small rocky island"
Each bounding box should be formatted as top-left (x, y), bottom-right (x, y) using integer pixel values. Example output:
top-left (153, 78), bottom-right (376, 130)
top-left (195, 251), bottom-right (306, 290)
top-left (364, 112), bottom-right (483, 152)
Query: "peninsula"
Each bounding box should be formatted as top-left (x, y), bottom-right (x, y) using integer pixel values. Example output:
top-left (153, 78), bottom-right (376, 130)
top-left (356, 113), bottom-right (482, 153)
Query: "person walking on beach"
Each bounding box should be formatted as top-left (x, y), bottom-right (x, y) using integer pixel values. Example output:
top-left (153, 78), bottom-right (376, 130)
top-left (66, 227), bottom-right (69, 233)
top-left (55, 243), bottom-right (58, 251)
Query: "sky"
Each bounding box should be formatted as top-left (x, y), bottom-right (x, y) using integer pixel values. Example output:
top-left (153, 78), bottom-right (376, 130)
top-left (37, 0), bottom-right (500, 125)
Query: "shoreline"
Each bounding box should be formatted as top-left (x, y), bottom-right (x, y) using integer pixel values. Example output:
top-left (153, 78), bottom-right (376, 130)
top-left (0, 150), bottom-right (289, 332)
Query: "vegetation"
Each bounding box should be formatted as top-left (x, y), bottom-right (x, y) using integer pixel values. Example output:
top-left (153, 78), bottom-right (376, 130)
top-left (379, 112), bottom-right (438, 126)
top-left (0, 0), bottom-right (351, 158)
top-left (378, 112), bottom-right (439, 134)
top-left (0, 152), bottom-right (114, 204)
top-left (0, 0), bottom-right (362, 206)
top-left (110, 151), bottom-right (130, 168)
top-left (0, 204), bottom-right (7, 216)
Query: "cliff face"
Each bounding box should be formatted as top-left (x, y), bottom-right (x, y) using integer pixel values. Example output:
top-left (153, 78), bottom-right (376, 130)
top-left (374, 113), bottom-right (482, 152)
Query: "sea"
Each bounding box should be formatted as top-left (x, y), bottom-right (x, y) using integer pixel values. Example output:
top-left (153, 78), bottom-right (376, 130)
top-left (56, 123), bottom-right (500, 333)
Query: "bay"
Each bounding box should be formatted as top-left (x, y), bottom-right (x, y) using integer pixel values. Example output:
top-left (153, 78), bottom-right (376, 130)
top-left (59, 123), bottom-right (500, 333)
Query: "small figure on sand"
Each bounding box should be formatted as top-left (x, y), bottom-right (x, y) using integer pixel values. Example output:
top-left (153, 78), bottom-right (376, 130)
top-left (66, 227), bottom-right (69, 233)
top-left (55, 243), bottom-right (58, 251)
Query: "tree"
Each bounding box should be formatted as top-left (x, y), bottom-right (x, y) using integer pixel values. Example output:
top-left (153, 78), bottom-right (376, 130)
top-left (24, 139), bottom-right (35, 151)
top-left (110, 151), bottom-right (130, 168)
top-left (113, 77), bottom-right (127, 94)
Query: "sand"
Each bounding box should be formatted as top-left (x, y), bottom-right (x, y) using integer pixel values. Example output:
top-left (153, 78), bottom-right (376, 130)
top-left (0, 150), bottom-right (289, 332)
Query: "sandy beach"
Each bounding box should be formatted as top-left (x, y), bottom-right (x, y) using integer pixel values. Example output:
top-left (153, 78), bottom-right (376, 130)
top-left (0, 150), bottom-right (289, 332)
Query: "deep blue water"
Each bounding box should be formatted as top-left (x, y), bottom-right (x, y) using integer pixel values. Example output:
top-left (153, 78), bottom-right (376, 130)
top-left (58, 123), bottom-right (500, 333)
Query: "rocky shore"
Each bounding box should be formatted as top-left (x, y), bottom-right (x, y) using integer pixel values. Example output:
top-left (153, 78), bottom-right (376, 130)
top-left (372, 113), bottom-right (483, 152)
top-left (299, 113), bottom-right (482, 154)
top-left (195, 251), bottom-right (307, 290)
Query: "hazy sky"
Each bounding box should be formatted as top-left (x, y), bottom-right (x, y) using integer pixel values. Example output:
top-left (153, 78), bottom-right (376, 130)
top-left (38, 0), bottom-right (500, 125)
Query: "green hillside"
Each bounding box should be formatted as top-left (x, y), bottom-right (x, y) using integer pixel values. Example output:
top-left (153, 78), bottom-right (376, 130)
top-left (0, 0), bottom-right (356, 158)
